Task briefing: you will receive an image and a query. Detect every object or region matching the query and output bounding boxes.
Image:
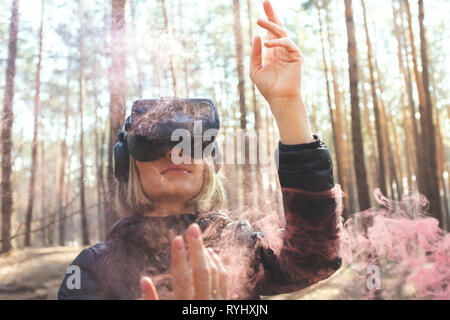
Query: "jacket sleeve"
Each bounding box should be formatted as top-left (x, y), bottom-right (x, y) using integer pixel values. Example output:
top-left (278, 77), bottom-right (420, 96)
top-left (252, 135), bottom-right (342, 296)
top-left (57, 246), bottom-right (110, 300)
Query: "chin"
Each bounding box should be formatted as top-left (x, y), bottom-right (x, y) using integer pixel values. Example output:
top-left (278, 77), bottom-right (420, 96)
top-left (158, 182), bottom-right (201, 198)
top-left (162, 174), bottom-right (195, 185)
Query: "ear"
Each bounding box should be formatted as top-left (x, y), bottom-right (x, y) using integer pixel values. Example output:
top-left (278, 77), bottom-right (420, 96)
top-left (114, 116), bottom-right (132, 182)
top-left (113, 137), bottom-right (130, 181)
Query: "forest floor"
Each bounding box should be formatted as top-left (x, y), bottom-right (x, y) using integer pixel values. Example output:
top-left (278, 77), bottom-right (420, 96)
top-left (0, 247), bottom-right (415, 300)
top-left (0, 246), bottom-right (80, 300)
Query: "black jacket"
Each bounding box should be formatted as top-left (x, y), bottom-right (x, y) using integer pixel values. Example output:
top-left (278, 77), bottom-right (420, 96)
top-left (57, 136), bottom-right (341, 299)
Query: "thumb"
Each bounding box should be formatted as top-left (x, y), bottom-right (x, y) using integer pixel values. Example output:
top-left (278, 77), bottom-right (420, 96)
top-left (250, 36), bottom-right (262, 79)
top-left (139, 276), bottom-right (159, 300)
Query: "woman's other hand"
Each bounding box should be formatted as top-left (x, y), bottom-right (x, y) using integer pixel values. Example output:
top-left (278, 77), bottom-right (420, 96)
top-left (140, 223), bottom-right (228, 300)
top-left (250, 0), bottom-right (314, 145)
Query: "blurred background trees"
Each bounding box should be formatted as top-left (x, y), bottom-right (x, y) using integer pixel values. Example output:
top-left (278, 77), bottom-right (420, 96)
top-left (1, 0), bottom-right (449, 252)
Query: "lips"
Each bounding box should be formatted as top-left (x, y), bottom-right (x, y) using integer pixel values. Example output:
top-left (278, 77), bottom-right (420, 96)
top-left (161, 165), bottom-right (191, 175)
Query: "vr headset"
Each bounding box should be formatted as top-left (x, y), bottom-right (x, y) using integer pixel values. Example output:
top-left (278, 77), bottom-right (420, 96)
top-left (113, 97), bottom-right (222, 181)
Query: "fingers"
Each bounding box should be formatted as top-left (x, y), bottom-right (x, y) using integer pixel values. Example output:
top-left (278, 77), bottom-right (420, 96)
top-left (208, 248), bottom-right (228, 299)
top-left (140, 276), bottom-right (159, 300)
top-left (171, 224), bottom-right (229, 300)
top-left (205, 248), bottom-right (219, 298)
top-left (186, 223), bottom-right (211, 299)
top-left (250, 36), bottom-right (262, 78)
top-left (171, 235), bottom-right (192, 299)
top-left (263, 0), bottom-right (283, 27)
top-left (257, 19), bottom-right (287, 39)
top-left (264, 38), bottom-right (302, 55)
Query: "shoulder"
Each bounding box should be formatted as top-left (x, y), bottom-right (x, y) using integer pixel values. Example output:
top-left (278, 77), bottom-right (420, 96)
top-left (57, 243), bottom-right (110, 300)
top-left (74, 242), bottom-right (108, 267)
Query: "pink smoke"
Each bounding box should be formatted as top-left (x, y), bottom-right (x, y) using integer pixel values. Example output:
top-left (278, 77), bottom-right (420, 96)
top-left (340, 188), bottom-right (449, 299)
top-left (215, 185), bottom-right (449, 299)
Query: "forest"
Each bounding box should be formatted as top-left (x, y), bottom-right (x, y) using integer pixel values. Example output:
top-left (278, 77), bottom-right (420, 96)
top-left (0, 0), bottom-right (449, 300)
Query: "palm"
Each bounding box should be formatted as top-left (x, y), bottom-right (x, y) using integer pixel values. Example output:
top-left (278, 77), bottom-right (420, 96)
top-left (250, 1), bottom-right (303, 102)
top-left (258, 48), bottom-right (302, 99)
top-left (249, 1), bottom-right (313, 145)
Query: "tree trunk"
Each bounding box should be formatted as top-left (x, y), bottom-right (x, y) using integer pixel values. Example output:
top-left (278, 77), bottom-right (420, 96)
top-left (342, 87), bottom-right (357, 214)
top-left (401, 98), bottom-right (413, 191)
top-left (389, 110), bottom-right (405, 198)
top-left (99, 122), bottom-right (108, 239)
top-left (246, 0), bottom-right (263, 212)
top-left (374, 55), bottom-right (403, 200)
top-left (92, 61), bottom-right (103, 241)
top-left (404, 0), bottom-right (430, 199)
top-left (344, 0), bottom-right (371, 211)
top-left (316, 0), bottom-right (348, 218)
top-left (39, 139), bottom-right (48, 246)
top-left (323, 0), bottom-right (349, 216)
top-left (361, 0), bottom-right (387, 198)
top-left (78, 0), bottom-right (89, 245)
top-left (178, 0), bottom-right (190, 97)
top-left (232, 0), bottom-right (250, 209)
top-left (232, 0), bottom-right (247, 130)
top-left (429, 47), bottom-right (449, 230)
top-left (315, 0), bottom-right (334, 166)
top-left (130, 0), bottom-right (143, 98)
top-left (65, 167), bottom-right (74, 243)
top-left (107, 0), bottom-right (127, 233)
top-left (246, 0), bottom-right (261, 131)
top-left (360, 66), bottom-right (379, 196)
top-left (58, 56), bottom-right (71, 246)
top-left (1, 0), bottom-right (19, 254)
top-left (392, 0), bottom-right (419, 189)
top-left (417, 0), bottom-right (442, 225)
top-left (434, 104), bottom-right (449, 230)
top-left (379, 95), bottom-right (401, 200)
top-left (161, 0), bottom-right (178, 96)
top-left (24, 0), bottom-right (44, 247)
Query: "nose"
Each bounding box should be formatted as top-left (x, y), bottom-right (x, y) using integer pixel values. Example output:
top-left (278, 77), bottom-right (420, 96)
top-left (166, 147), bottom-right (183, 161)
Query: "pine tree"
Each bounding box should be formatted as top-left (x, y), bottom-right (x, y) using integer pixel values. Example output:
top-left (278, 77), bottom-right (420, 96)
top-left (344, 0), bottom-right (371, 211)
top-left (1, 0), bottom-right (19, 253)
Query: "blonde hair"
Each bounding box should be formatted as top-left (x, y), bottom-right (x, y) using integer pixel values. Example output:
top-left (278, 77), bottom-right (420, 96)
top-left (116, 155), bottom-right (226, 217)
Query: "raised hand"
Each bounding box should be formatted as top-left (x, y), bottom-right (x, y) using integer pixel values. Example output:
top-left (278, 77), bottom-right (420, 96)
top-left (250, 0), bottom-right (313, 145)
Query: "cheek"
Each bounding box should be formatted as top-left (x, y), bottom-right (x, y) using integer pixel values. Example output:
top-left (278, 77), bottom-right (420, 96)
top-left (138, 166), bottom-right (164, 194)
top-left (189, 167), bottom-right (205, 192)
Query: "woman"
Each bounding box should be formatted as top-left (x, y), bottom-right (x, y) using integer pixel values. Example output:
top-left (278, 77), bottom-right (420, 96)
top-left (58, 0), bottom-right (341, 300)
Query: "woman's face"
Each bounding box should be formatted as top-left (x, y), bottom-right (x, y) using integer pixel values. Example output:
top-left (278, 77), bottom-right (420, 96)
top-left (134, 150), bottom-right (205, 202)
